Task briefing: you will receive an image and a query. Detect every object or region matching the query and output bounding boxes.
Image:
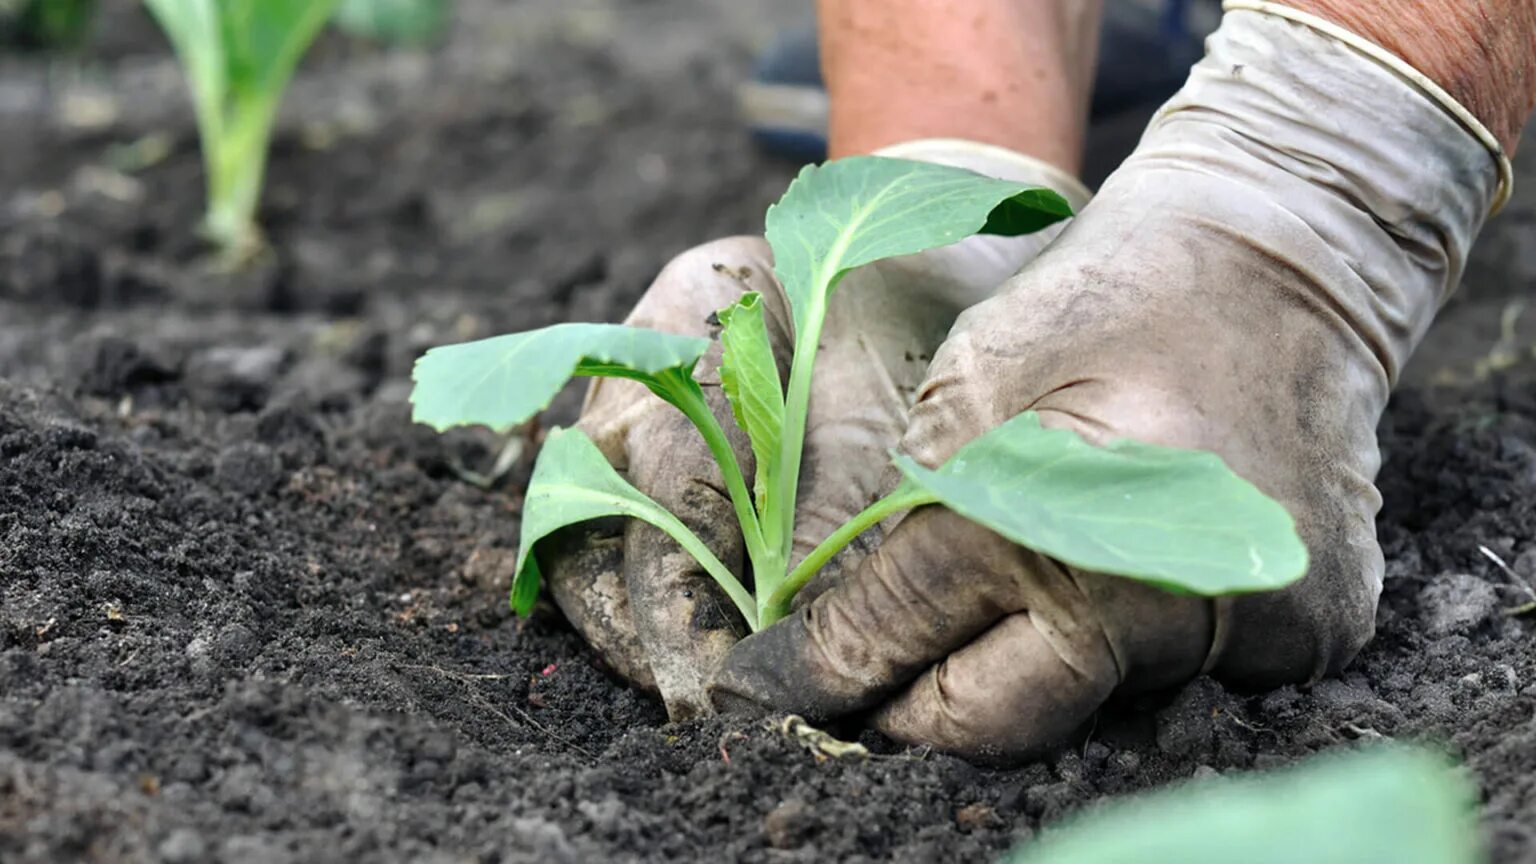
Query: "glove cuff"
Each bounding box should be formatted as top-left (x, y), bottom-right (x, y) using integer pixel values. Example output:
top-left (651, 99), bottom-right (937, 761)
top-left (873, 138), bottom-right (1093, 211)
top-left (1222, 0), bottom-right (1513, 215)
top-left (1125, 7), bottom-right (1500, 379)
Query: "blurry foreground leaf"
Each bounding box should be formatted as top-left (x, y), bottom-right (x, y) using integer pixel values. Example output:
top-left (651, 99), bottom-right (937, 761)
top-left (1007, 747), bottom-right (1479, 864)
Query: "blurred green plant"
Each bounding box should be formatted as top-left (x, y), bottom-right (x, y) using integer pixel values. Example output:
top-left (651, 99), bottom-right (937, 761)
top-left (1006, 747), bottom-right (1479, 864)
top-left (333, 0), bottom-right (448, 45)
top-left (0, 0), bottom-right (95, 49)
top-left (143, 0), bottom-right (341, 258)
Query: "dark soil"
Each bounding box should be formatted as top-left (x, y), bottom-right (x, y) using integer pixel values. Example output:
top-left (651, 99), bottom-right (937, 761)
top-left (4, 2), bottom-right (1536, 862)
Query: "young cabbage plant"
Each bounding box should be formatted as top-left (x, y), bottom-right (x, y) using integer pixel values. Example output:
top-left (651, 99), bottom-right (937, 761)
top-left (144, 0), bottom-right (340, 257)
top-left (411, 156), bottom-right (1309, 631)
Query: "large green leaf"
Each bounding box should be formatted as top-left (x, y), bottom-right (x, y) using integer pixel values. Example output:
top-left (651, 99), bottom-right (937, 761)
top-left (717, 292), bottom-right (784, 511)
top-left (1007, 747), bottom-right (1476, 864)
top-left (893, 412), bottom-right (1308, 595)
top-left (410, 323), bottom-right (710, 434)
top-left (511, 428), bottom-right (754, 627)
top-left (764, 156), bottom-right (1072, 337)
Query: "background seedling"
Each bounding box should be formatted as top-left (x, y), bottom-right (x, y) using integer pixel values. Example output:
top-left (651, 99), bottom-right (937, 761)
top-left (411, 155), bottom-right (1309, 631)
top-left (0, 0), bottom-right (95, 49)
top-left (333, 0), bottom-right (449, 44)
top-left (144, 0), bottom-right (341, 257)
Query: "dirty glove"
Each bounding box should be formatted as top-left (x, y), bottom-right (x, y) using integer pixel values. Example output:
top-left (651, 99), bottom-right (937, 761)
top-left (541, 141), bottom-right (1091, 718)
top-left (710, 5), bottom-right (1507, 759)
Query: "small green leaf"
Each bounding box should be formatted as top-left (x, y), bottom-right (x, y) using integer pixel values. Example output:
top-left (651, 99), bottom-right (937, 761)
top-left (410, 323), bottom-right (710, 434)
top-left (764, 156), bottom-right (1073, 338)
top-left (717, 292), bottom-right (784, 511)
top-left (1007, 747), bottom-right (1476, 864)
top-left (2, 0), bottom-right (95, 48)
top-left (893, 413), bottom-right (1308, 595)
top-left (333, 0), bottom-right (448, 45)
top-left (510, 554), bottom-right (542, 616)
top-left (511, 428), bottom-right (756, 627)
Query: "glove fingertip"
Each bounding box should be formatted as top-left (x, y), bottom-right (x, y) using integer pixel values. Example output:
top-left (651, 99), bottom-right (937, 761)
top-left (708, 614), bottom-right (826, 719)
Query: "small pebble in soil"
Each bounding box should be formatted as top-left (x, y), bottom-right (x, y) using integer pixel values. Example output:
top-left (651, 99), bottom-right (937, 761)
top-left (214, 442), bottom-right (283, 496)
top-left (157, 828), bottom-right (208, 864)
top-left (1421, 572), bottom-right (1499, 636)
top-left (185, 345), bottom-right (286, 412)
top-left (763, 797), bottom-right (815, 849)
top-left (954, 802), bottom-right (1000, 831)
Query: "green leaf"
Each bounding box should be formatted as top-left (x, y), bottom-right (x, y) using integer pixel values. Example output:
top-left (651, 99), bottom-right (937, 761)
top-left (1007, 747), bottom-right (1477, 864)
top-left (761, 156), bottom-right (1074, 571)
top-left (2, 0), bottom-right (95, 48)
top-left (717, 292), bottom-right (784, 511)
top-left (511, 428), bottom-right (755, 628)
top-left (333, 0), bottom-right (448, 44)
top-left (893, 412), bottom-right (1308, 595)
top-left (764, 156), bottom-right (1073, 338)
top-left (219, 0), bottom-right (340, 95)
top-left (410, 323), bottom-right (711, 434)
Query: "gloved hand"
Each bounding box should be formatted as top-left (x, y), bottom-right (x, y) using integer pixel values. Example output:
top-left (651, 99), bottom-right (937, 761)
top-left (541, 141), bottom-right (1091, 719)
top-left (710, 6), bottom-right (1506, 759)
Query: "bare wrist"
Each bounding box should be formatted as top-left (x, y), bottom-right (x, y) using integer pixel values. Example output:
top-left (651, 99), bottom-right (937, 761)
top-left (818, 0), bottom-right (1102, 173)
top-left (1287, 0), bottom-right (1536, 152)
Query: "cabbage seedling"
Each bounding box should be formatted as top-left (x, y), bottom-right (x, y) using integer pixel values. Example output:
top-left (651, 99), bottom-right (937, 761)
top-left (411, 156), bottom-right (1308, 630)
top-left (144, 0), bottom-right (340, 256)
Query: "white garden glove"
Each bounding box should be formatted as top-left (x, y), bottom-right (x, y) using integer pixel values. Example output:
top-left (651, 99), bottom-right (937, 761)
top-left (710, 5), bottom-right (1509, 760)
top-left (541, 141), bottom-right (1091, 718)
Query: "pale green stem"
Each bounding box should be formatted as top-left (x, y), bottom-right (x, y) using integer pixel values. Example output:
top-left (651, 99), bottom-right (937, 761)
top-left (759, 482), bottom-right (937, 627)
top-left (765, 308), bottom-right (827, 575)
top-left (666, 377), bottom-right (777, 608)
top-left (625, 500), bottom-right (759, 631)
top-left (203, 92), bottom-right (280, 257)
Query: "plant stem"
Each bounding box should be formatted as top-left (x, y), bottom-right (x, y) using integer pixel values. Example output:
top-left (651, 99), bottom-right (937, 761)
top-left (759, 481), bottom-right (937, 627)
top-left (203, 92), bottom-right (280, 258)
top-left (666, 374), bottom-right (776, 605)
top-left (624, 497), bottom-right (759, 631)
top-left (766, 310), bottom-right (825, 567)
